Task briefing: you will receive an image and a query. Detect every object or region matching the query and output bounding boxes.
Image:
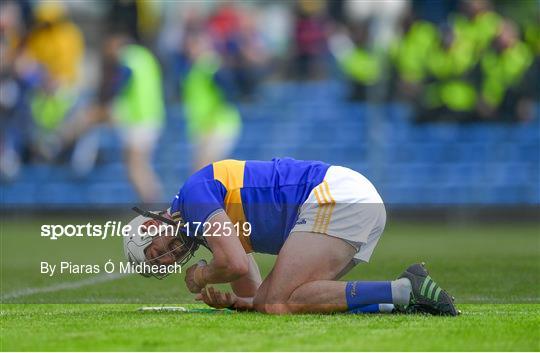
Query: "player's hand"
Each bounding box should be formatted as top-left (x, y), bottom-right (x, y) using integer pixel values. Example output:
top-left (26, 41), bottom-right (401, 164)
top-left (185, 260), bottom-right (207, 294)
top-left (196, 286), bottom-right (237, 309)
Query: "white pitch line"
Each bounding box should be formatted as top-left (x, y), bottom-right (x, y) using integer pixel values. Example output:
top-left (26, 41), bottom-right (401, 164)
top-left (1, 273), bottom-right (129, 301)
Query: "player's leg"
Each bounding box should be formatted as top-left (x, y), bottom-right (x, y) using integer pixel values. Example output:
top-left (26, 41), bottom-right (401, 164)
top-left (254, 258), bottom-right (353, 312)
top-left (257, 231), bottom-right (412, 314)
top-left (123, 127), bottom-right (163, 203)
top-left (254, 232), bottom-right (354, 314)
top-left (256, 164), bottom-right (458, 315)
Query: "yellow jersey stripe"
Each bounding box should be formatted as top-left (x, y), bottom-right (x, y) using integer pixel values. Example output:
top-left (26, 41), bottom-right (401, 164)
top-left (213, 159), bottom-right (246, 190)
top-left (224, 189), bottom-right (253, 253)
top-left (212, 160), bottom-right (253, 253)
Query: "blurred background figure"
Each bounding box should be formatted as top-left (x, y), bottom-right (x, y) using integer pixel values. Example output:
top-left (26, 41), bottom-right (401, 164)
top-left (388, 12), bottom-right (438, 102)
top-left (292, 0), bottom-right (329, 80)
top-left (208, 3), bottom-right (269, 100)
top-left (1, 1), bottom-right (84, 181)
top-left (330, 20), bottom-right (381, 101)
top-left (25, 2), bottom-right (83, 88)
top-left (107, 0), bottom-right (141, 42)
top-left (107, 0), bottom-right (163, 47)
top-left (24, 1), bottom-right (85, 156)
top-left (452, 0), bottom-right (501, 58)
top-left (61, 32), bottom-right (165, 202)
top-left (179, 24), bottom-right (242, 172)
top-left (0, 0), bottom-right (32, 180)
top-left (476, 20), bottom-right (534, 121)
top-left (417, 23), bottom-right (478, 121)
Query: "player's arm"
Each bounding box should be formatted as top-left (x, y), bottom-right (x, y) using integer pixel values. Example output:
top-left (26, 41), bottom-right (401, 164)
top-left (196, 258), bottom-right (270, 311)
top-left (185, 211), bottom-right (249, 293)
top-left (196, 267), bottom-right (271, 311)
top-left (196, 286), bottom-right (255, 311)
top-left (194, 255), bottom-right (261, 311)
top-left (230, 253), bottom-right (262, 298)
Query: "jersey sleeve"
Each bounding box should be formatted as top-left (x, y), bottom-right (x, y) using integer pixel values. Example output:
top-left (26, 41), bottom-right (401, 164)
top-left (174, 180), bottom-right (227, 229)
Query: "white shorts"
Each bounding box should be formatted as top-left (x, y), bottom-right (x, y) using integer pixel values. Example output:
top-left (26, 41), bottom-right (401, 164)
top-left (290, 166), bottom-right (386, 263)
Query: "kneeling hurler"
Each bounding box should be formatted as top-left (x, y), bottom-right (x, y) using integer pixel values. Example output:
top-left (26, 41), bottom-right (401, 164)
top-left (124, 158), bottom-right (458, 315)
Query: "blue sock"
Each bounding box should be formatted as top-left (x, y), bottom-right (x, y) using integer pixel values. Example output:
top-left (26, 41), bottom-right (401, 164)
top-left (345, 281), bottom-right (393, 310)
top-left (347, 304), bottom-right (380, 313)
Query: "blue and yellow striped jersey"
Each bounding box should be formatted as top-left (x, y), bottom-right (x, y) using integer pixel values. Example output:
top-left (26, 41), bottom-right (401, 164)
top-left (170, 158), bottom-right (330, 254)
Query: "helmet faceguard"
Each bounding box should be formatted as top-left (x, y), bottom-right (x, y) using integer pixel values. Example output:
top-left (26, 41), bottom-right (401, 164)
top-left (124, 207), bottom-right (209, 279)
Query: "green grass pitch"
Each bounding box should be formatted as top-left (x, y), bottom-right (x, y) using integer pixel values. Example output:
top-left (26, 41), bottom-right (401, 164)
top-left (1, 218), bottom-right (539, 351)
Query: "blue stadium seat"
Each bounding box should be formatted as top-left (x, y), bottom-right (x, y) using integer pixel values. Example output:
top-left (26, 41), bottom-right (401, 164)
top-left (1, 81), bottom-right (539, 206)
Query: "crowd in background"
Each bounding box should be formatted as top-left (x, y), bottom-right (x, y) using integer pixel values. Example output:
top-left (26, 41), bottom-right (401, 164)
top-left (0, 0), bottom-right (538, 200)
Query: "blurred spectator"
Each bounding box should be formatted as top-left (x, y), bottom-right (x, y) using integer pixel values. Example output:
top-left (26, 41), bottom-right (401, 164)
top-left (208, 3), bottom-right (269, 100)
top-left (1, 1), bottom-right (80, 179)
top-left (452, 0), bottom-right (501, 59)
top-left (417, 24), bottom-right (478, 121)
top-left (389, 1), bottom-right (537, 122)
top-left (227, 9), bottom-right (269, 99)
top-left (524, 21), bottom-right (540, 56)
top-left (256, 3), bottom-right (292, 61)
top-left (388, 14), bottom-right (438, 101)
top-left (135, 0), bottom-right (163, 45)
top-left (107, 0), bottom-right (140, 42)
top-left (157, 3), bottom-right (199, 102)
top-left (344, 0), bottom-right (408, 50)
top-left (107, 0), bottom-right (163, 46)
top-left (207, 1), bottom-right (241, 46)
top-left (292, 0), bottom-right (329, 80)
top-left (179, 28), bottom-right (241, 172)
top-left (330, 21), bottom-right (381, 101)
top-left (61, 33), bottom-right (165, 202)
top-left (21, 1), bottom-right (85, 162)
top-left (477, 21), bottom-right (535, 121)
top-left (0, 0), bottom-right (33, 180)
top-left (25, 2), bottom-right (84, 87)
top-left (523, 20), bottom-right (540, 103)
